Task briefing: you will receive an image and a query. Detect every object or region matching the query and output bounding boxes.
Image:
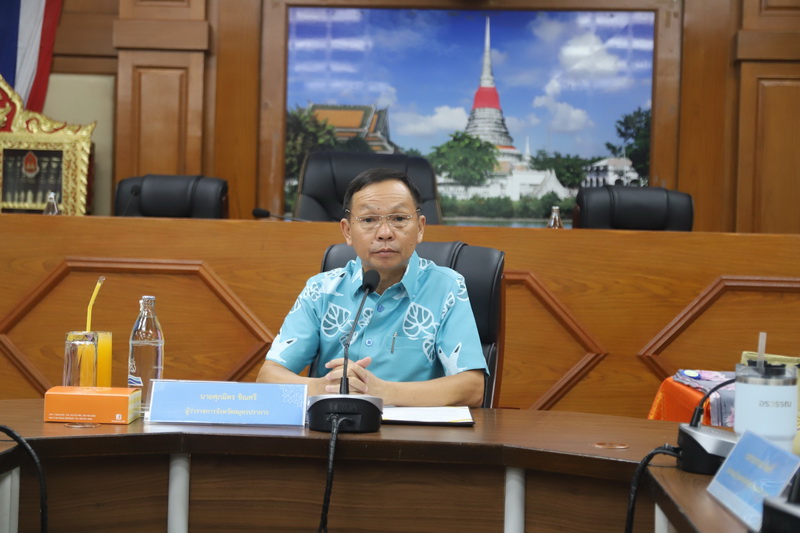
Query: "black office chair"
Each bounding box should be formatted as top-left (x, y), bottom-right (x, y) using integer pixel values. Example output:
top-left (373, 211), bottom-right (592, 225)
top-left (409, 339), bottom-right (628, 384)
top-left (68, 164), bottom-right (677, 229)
top-left (114, 174), bottom-right (229, 218)
top-left (295, 151), bottom-right (442, 223)
top-left (573, 185), bottom-right (693, 231)
top-left (321, 241), bottom-right (505, 408)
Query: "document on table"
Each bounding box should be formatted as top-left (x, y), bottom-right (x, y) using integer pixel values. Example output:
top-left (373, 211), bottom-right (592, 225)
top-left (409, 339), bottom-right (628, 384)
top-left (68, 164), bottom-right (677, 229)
top-left (381, 406), bottom-right (474, 426)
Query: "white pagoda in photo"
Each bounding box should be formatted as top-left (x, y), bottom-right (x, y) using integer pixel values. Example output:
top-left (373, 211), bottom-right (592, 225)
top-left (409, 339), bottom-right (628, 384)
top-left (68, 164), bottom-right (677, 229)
top-left (437, 18), bottom-right (570, 201)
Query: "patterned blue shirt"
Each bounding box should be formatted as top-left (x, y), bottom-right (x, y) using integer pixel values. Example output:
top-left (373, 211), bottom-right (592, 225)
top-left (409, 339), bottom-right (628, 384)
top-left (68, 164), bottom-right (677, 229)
top-left (266, 251), bottom-right (487, 382)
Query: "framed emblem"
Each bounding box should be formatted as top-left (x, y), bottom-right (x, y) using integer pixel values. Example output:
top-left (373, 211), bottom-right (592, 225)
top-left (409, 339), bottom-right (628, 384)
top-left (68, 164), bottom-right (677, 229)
top-left (0, 74), bottom-right (95, 215)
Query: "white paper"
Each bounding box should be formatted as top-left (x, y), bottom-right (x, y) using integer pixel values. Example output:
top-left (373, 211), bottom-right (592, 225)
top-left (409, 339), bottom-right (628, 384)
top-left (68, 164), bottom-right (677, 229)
top-left (381, 406), bottom-right (473, 425)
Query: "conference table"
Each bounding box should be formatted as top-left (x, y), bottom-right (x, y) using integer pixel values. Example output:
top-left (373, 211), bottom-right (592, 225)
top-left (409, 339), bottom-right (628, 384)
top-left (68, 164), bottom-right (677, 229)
top-left (645, 467), bottom-right (746, 533)
top-left (0, 399), bottom-right (742, 532)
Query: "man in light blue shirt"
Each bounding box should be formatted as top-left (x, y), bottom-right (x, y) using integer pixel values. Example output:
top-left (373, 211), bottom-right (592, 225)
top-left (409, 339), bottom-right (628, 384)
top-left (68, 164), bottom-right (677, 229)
top-left (257, 168), bottom-right (486, 407)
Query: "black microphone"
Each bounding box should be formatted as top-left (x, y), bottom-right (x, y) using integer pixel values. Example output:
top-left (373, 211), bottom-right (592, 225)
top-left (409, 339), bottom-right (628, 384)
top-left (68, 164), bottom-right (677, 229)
top-left (252, 207), bottom-right (308, 222)
top-left (339, 270), bottom-right (380, 394)
top-left (307, 269), bottom-right (383, 433)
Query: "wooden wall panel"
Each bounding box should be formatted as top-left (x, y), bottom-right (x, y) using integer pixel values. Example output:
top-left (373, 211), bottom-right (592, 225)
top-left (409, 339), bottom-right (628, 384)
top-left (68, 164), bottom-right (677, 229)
top-left (743, 0), bottom-right (800, 30)
top-left (115, 51), bottom-right (205, 179)
top-left (648, 0), bottom-right (682, 191)
top-left (112, 0), bottom-right (260, 218)
top-left (677, 0), bottom-right (740, 232)
top-left (4, 215), bottom-right (800, 418)
top-left (120, 0), bottom-right (205, 21)
top-left (258, 1), bottom-right (289, 215)
top-left (113, 19), bottom-right (210, 50)
top-left (640, 278), bottom-right (800, 379)
top-left (736, 62), bottom-right (800, 233)
top-left (52, 0), bottom-right (118, 75)
top-left (190, 456), bottom-right (505, 531)
top-left (526, 471), bottom-right (653, 532)
top-left (207, 0), bottom-right (262, 220)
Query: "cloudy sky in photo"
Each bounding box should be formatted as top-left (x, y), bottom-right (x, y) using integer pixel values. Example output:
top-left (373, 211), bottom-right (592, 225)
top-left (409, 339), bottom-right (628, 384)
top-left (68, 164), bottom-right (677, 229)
top-left (286, 8), bottom-right (655, 159)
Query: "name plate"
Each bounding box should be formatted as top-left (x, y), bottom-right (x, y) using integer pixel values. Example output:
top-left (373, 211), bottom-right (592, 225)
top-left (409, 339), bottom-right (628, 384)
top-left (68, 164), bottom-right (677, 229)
top-left (707, 430), bottom-right (800, 531)
top-left (148, 380), bottom-right (307, 427)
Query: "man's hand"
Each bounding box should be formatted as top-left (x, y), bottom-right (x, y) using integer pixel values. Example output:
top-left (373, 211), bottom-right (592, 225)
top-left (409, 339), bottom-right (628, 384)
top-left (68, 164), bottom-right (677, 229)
top-left (323, 356), bottom-right (378, 394)
top-left (323, 357), bottom-right (484, 407)
top-left (259, 357), bottom-right (485, 407)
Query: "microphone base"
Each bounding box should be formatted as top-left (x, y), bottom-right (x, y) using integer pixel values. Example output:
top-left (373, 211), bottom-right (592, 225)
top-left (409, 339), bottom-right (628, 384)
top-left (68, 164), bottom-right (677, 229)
top-left (762, 496), bottom-right (800, 533)
top-left (676, 423), bottom-right (738, 475)
top-left (307, 394), bottom-right (383, 433)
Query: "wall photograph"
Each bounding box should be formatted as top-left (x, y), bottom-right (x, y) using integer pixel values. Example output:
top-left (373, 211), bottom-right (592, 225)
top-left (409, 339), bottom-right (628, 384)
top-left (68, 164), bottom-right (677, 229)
top-left (286, 8), bottom-right (655, 225)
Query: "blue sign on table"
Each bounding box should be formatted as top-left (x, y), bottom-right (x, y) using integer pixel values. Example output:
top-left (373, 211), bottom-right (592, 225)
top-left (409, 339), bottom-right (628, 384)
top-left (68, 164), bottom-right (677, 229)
top-left (147, 379), bottom-right (307, 427)
top-left (707, 430), bottom-right (800, 531)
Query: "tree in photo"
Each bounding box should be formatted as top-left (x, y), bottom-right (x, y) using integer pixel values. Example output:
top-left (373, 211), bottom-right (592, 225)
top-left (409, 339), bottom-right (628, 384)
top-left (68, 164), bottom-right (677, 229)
top-left (284, 106), bottom-right (338, 180)
top-left (605, 107), bottom-right (651, 183)
top-left (529, 149), bottom-right (597, 188)
top-left (428, 131), bottom-right (498, 189)
top-left (334, 135), bottom-right (373, 153)
top-left (538, 191), bottom-right (562, 217)
top-left (402, 147), bottom-right (424, 157)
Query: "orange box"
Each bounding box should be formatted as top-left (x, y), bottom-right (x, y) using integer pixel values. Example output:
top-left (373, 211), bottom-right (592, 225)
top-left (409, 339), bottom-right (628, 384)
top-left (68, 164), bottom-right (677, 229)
top-left (44, 386), bottom-right (141, 424)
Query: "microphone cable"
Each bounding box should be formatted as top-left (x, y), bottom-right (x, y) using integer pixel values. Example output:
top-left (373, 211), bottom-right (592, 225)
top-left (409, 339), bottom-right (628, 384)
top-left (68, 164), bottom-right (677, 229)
top-left (688, 377), bottom-right (736, 427)
top-left (624, 443), bottom-right (681, 533)
top-left (625, 376), bottom-right (734, 531)
top-left (0, 424), bottom-right (48, 533)
top-left (318, 414), bottom-right (353, 533)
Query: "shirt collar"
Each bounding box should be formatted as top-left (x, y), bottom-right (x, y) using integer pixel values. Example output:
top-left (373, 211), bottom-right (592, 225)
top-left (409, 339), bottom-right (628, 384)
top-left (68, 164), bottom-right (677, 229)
top-left (350, 251), bottom-right (421, 298)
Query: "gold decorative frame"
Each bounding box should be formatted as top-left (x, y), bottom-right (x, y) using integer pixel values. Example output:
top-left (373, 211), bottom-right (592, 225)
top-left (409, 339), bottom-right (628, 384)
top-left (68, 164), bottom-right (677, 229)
top-left (0, 74), bottom-right (95, 215)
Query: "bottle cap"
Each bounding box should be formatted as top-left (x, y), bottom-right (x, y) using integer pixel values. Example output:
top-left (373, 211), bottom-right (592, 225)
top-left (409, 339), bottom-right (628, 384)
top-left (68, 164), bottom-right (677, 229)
top-left (737, 362), bottom-right (796, 384)
top-left (746, 359), bottom-right (788, 376)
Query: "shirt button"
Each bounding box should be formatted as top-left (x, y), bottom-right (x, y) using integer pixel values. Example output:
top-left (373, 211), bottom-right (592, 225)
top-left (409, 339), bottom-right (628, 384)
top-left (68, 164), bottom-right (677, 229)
top-left (365, 339), bottom-right (374, 347)
top-left (377, 305), bottom-right (385, 312)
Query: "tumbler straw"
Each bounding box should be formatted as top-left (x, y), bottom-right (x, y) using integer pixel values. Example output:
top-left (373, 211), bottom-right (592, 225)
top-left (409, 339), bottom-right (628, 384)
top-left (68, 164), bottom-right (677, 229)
top-left (86, 276), bottom-right (106, 331)
top-left (757, 331), bottom-right (767, 373)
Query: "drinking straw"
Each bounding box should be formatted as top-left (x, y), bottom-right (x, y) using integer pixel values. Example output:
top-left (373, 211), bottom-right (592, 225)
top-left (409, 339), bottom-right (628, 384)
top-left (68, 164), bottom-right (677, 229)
top-left (86, 276), bottom-right (106, 331)
top-left (757, 331), bottom-right (767, 372)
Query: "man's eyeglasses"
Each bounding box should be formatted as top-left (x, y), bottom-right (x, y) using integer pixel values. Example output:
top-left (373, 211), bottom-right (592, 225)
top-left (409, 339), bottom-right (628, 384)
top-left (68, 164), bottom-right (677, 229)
top-left (346, 209), bottom-right (420, 231)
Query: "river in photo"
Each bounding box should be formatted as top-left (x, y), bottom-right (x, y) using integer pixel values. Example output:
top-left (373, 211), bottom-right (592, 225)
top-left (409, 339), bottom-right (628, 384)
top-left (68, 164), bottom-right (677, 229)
top-left (443, 218), bottom-right (573, 229)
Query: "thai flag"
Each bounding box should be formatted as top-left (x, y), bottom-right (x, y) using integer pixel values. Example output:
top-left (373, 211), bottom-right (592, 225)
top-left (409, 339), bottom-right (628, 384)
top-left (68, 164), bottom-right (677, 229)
top-left (0, 0), bottom-right (62, 112)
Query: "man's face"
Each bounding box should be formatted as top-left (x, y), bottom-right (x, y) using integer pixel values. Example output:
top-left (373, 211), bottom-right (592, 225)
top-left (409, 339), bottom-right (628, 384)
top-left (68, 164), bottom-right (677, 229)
top-left (341, 179), bottom-right (425, 287)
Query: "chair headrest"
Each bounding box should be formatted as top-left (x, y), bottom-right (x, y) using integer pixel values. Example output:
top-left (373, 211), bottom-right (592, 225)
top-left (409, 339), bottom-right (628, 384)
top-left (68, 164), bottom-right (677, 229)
top-left (296, 151), bottom-right (441, 223)
top-left (608, 186), bottom-right (670, 230)
top-left (139, 175), bottom-right (202, 217)
top-left (576, 185), bottom-right (693, 231)
top-left (116, 174), bottom-right (228, 218)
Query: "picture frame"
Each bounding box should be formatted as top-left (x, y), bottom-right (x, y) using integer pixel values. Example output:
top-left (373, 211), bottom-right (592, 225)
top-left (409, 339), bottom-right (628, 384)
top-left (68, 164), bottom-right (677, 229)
top-left (258, 0), bottom-right (682, 214)
top-left (0, 74), bottom-right (95, 215)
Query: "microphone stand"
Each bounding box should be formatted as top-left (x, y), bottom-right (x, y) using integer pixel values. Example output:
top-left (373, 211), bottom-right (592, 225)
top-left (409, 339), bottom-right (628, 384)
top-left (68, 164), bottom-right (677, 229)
top-left (252, 208), bottom-right (308, 222)
top-left (307, 270), bottom-right (383, 433)
top-left (308, 270), bottom-right (383, 532)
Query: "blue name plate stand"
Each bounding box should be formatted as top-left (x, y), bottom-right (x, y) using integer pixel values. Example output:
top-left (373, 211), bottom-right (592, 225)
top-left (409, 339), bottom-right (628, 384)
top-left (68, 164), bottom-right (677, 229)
top-left (148, 380), bottom-right (307, 427)
top-left (707, 430), bottom-right (800, 531)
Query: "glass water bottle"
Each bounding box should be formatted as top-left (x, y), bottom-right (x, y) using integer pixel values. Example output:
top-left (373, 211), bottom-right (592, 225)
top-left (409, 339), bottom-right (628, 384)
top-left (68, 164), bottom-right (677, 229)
top-left (546, 206), bottom-right (563, 229)
top-left (43, 192), bottom-right (60, 215)
top-left (127, 296), bottom-right (164, 414)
